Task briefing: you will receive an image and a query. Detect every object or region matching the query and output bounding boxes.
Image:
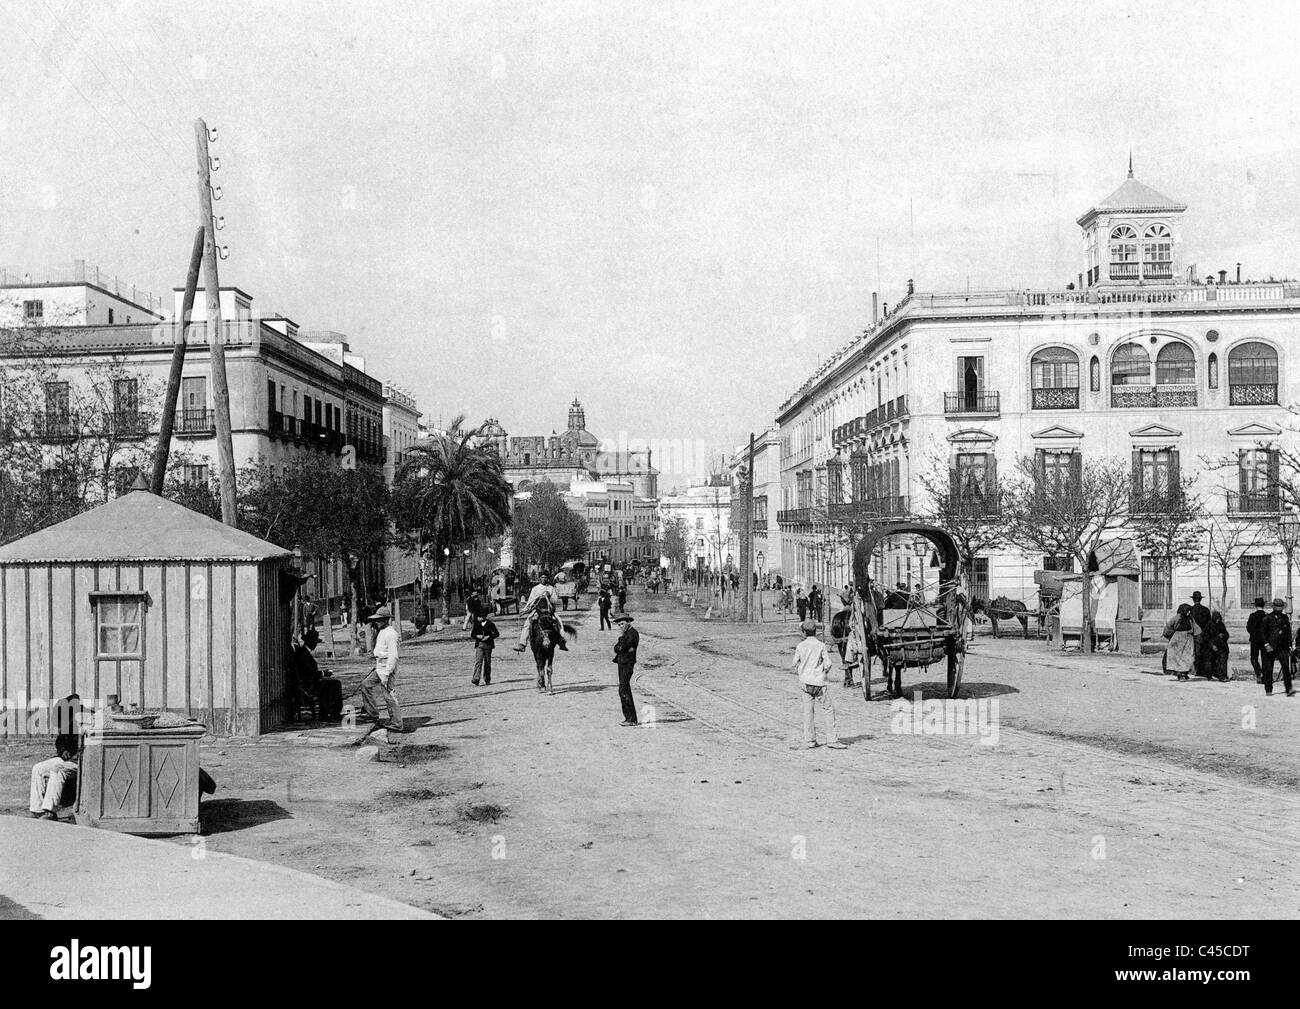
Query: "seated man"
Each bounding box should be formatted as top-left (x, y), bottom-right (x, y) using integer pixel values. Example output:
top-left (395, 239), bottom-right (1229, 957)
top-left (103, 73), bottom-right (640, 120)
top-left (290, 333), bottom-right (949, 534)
top-left (288, 636), bottom-right (323, 719)
top-left (30, 695), bottom-right (83, 821)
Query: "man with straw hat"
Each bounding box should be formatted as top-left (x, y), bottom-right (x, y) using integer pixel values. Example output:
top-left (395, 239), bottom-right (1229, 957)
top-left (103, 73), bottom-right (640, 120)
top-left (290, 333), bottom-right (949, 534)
top-left (361, 606), bottom-right (404, 734)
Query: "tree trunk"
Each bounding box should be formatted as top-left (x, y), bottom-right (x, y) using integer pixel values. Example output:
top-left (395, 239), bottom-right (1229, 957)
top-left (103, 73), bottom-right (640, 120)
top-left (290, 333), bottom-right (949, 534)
top-left (1080, 558), bottom-right (1094, 654)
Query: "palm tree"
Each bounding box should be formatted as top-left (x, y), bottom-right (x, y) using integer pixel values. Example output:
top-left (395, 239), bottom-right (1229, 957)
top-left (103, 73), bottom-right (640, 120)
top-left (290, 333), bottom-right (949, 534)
top-left (391, 415), bottom-right (513, 622)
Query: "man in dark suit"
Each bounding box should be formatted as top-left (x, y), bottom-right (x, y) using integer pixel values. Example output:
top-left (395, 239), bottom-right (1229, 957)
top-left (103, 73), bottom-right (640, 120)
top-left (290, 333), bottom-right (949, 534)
top-left (1261, 598), bottom-right (1294, 696)
top-left (1189, 591), bottom-right (1212, 678)
top-left (613, 613), bottom-right (639, 726)
top-left (1247, 596), bottom-right (1267, 683)
top-left (598, 584), bottom-right (613, 631)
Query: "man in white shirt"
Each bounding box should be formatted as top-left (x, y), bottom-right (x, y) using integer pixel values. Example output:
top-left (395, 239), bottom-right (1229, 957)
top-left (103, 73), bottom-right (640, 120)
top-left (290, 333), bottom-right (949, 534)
top-left (513, 573), bottom-right (562, 651)
top-left (362, 606), bottom-right (403, 735)
top-left (792, 619), bottom-right (846, 749)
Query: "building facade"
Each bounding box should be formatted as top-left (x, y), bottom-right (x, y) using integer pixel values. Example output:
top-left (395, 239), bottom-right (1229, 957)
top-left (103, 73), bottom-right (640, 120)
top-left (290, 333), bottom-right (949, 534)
top-left (728, 429), bottom-right (782, 580)
top-left (658, 478), bottom-right (735, 581)
top-left (775, 166), bottom-right (1299, 612)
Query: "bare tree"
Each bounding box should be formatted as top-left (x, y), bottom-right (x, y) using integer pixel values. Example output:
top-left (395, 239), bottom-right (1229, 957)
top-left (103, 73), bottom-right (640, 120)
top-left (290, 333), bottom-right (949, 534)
top-left (1003, 453), bottom-right (1130, 654)
top-left (916, 450), bottom-right (1006, 598)
top-left (1203, 514), bottom-right (1270, 612)
top-left (1129, 473), bottom-right (1204, 616)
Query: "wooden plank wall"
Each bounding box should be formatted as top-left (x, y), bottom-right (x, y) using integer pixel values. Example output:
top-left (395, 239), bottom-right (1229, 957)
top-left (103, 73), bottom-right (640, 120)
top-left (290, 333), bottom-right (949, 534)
top-left (0, 558), bottom-right (289, 738)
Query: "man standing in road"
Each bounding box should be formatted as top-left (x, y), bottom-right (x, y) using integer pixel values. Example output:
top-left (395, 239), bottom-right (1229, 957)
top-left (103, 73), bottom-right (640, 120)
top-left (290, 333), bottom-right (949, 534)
top-left (471, 610), bottom-right (499, 686)
top-left (613, 612), bottom-right (639, 726)
top-left (1189, 590), bottom-right (1212, 677)
top-left (361, 606), bottom-right (404, 734)
top-left (1247, 596), bottom-right (1267, 683)
top-left (598, 583), bottom-right (613, 631)
top-left (792, 619), bottom-right (846, 749)
top-left (1260, 598), bottom-right (1294, 697)
top-left (616, 582), bottom-right (627, 614)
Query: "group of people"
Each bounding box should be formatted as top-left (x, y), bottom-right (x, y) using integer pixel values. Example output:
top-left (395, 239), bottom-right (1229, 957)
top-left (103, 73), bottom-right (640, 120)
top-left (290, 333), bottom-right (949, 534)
top-left (1163, 591), bottom-right (1295, 696)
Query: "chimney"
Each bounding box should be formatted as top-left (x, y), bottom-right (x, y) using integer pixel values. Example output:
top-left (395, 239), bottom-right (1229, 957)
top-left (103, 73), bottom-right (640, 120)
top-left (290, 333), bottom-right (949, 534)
top-left (1218, 269), bottom-right (1227, 285)
top-left (1236, 262), bottom-right (1242, 284)
top-left (872, 292), bottom-right (878, 325)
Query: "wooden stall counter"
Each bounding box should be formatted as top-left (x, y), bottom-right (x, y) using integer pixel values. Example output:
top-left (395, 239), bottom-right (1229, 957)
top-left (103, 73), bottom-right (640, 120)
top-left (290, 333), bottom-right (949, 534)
top-left (75, 722), bottom-right (208, 836)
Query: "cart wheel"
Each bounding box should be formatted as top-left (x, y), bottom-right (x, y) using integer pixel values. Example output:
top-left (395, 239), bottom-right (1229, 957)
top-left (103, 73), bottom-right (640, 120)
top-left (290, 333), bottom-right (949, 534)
top-left (947, 641), bottom-right (966, 698)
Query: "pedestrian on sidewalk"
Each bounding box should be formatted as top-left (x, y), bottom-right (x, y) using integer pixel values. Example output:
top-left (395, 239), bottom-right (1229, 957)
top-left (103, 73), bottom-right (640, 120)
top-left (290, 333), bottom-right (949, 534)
top-left (1163, 603), bottom-right (1196, 680)
top-left (360, 607), bottom-right (404, 732)
top-left (795, 586), bottom-right (807, 622)
top-left (471, 611), bottom-right (499, 685)
top-left (792, 619), bottom-right (845, 749)
top-left (613, 612), bottom-right (639, 726)
top-left (598, 583), bottom-right (613, 630)
top-left (1247, 596), bottom-right (1267, 683)
top-left (1189, 590), bottom-right (1212, 678)
top-left (1260, 598), bottom-right (1294, 696)
top-left (617, 583), bottom-right (627, 613)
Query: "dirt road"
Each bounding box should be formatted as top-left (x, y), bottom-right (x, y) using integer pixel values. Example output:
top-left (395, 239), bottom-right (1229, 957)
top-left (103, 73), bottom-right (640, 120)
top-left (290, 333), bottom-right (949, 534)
top-left (2, 590), bottom-right (1296, 918)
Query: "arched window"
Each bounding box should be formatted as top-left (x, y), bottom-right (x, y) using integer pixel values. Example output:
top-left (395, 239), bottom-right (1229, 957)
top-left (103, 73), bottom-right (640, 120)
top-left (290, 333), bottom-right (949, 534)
top-left (1109, 225), bottom-right (1139, 280)
top-left (1142, 224), bottom-right (1173, 280)
top-left (1208, 352), bottom-right (1218, 390)
top-left (1089, 355), bottom-right (1101, 392)
top-left (1227, 342), bottom-right (1279, 405)
top-left (1111, 343), bottom-right (1151, 386)
top-left (1030, 348), bottom-right (1080, 409)
top-left (1155, 343), bottom-right (1195, 385)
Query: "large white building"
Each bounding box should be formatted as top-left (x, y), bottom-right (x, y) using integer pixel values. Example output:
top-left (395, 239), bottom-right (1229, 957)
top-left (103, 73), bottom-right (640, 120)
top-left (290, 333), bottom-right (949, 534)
top-left (775, 166), bottom-right (1298, 613)
top-left (659, 478), bottom-right (735, 582)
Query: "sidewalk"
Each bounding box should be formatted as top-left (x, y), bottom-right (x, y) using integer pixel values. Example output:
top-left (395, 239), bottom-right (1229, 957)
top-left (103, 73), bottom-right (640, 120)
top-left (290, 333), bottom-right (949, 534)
top-left (0, 816), bottom-right (440, 920)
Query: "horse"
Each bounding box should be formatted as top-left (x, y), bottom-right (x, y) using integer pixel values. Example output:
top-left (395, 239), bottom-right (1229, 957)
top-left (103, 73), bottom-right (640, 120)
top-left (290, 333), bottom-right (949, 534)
top-left (971, 596), bottom-right (1031, 638)
top-left (529, 603), bottom-right (577, 693)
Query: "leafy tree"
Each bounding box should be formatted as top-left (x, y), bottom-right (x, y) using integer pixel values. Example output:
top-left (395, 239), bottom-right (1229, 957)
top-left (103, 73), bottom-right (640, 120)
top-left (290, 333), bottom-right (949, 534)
top-left (1003, 453), bottom-right (1130, 654)
top-left (390, 415), bottom-right (512, 618)
top-left (660, 513), bottom-right (690, 578)
top-left (510, 481), bottom-right (588, 573)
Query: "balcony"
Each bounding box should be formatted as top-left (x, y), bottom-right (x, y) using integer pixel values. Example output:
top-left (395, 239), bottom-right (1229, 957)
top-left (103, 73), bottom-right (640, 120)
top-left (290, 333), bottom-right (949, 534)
top-left (947, 491), bottom-right (1001, 517)
top-left (776, 508), bottom-right (812, 527)
top-left (175, 408), bottom-right (214, 437)
top-left (944, 390), bottom-right (1000, 416)
top-left (827, 497), bottom-right (910, 524)
top-left (1110, 386), bottom-right (1197, 409)
top-left (1109, 262), bottom-right (1139, 280)
top-left (1031, 386), bottom-right (1080, 410)
top-left (1130, 489), bottom-right (1187, 515)
top-left (34, 412), bottom-right (79, 443)
top-left (1227, 490), bottom-right (1281, 516)
top-left (268, 410), bottom-right (300, 441)
top-left (106, 411), bottom-right (147, 439)
top-left (1229, 382), bottom-right (1279, 406)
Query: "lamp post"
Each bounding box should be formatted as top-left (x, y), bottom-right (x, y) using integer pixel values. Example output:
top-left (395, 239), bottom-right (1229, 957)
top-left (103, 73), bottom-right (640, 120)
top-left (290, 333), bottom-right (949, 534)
top-left (442, 546), bottom-right (451, 627)
top-left (1278, 508), bottom-right (1300, 614)
top-left (756, 550), bottom-right (766, 621)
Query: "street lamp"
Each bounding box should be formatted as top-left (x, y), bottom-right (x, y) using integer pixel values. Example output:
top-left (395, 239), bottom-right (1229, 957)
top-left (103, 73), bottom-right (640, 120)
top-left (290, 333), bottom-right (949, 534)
top-left (1278, 508), bottom-right (1300, 614)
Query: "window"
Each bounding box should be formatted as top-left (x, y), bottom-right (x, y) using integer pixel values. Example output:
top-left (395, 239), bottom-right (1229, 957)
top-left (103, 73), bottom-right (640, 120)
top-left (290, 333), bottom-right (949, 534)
top-left (1031, 348), bottom-right (1080, 409)
top-left (23, 300), bottom-right (43, 322)
top-left (971, 557), bottom-right (990, 601)
top-left (1111, 343), bottom-right (1152, 386)
top-left (1227, 342), bottom-right (1279, 405)
top-left (108, 308), bottom-right (115, 324)
top-left (695, 517), bottom-right (704, 530)
top-left (96, 596), bottom-right (143, 658)
top-left (1208, 353), bottom-right (1218, 390)
top-left (1241, 555), bottom-right (1272, 609)
top-left (1089, 355), bottom-right (1101, 393)
top-left (182, 463), bottom-right (210, 485)
top-left (1141, 556), bottom-right (1172, 611)
top-left (1109, 225), bottom-right (1139, 280)
top-left (1234, 448), bottom-right (1279, 513)
top-left (1132, 448), bottom-right (1180, 505)
top-left (1155, 343), bottom-right (1194, 385)
top-left (113, 377), bottom-right (139, 417)
top-left (1035, 449), bottom-right (1080, 493)
top-left (1142, 224), bottom-right (1173, 279)
top-left (1042, 554), bottom-right (1073, 572)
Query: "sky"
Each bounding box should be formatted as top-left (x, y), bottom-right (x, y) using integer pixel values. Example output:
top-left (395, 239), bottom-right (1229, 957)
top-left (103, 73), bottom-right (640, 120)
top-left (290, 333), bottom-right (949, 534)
top-left (3, 0), bottom-right (1300, 485)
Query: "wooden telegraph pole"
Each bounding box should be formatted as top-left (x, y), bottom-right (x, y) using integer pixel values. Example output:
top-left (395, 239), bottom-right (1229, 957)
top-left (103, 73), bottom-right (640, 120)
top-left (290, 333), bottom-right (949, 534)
top-left (740, 432), bottom-right (755, 622)
top-left (149, 227), bottom-right (205, 494)
top-left (194, 119), bottom-right (238, 526)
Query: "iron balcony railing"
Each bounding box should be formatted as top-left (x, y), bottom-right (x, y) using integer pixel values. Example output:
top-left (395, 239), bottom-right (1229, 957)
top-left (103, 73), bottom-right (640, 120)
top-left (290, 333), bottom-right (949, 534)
top-left (1226, 490), bottom-right (1281, 516)
top-left (1110, 386), bottom-right (1197, 408)
top-left (106, 410), bottom-right (147, 438)
top-left (35, 412), bottom-right (79, 442)
top-left (175, 408), bottom-right (215, 436)
top-left (944, 390), bottom-right (1000, 415)
top-left (1228, 382), bottom-right (1279, 406)
top-left (947, 491), bottom-right (1001, 517)
top-left (827, 497), bottom-right (910, 524)
top-left (776, 507), bottom-right (812, 526)
top-left (1031, 386), bottom-right (1080, 410)
top-left (1130, 489), bottom-right (1187, 515)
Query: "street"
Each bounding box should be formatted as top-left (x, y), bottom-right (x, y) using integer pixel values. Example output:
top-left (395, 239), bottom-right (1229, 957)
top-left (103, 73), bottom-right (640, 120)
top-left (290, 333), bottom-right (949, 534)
top-left (7, 589), bottom-right (1294, 919)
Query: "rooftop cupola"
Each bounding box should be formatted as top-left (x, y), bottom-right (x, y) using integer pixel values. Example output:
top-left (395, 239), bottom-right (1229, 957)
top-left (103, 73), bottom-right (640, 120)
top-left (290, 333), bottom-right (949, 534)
top-left (1077, 156), bottom-right (1187, 287)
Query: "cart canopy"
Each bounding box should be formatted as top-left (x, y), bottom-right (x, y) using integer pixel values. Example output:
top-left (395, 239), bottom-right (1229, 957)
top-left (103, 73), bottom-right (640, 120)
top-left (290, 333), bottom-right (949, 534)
top-left (853, 522), bottom-right (962, 592)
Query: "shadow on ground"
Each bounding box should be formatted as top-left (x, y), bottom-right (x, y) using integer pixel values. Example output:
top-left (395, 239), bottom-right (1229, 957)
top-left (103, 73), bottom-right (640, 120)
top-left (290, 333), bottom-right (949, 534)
top-left (200, 798), bottom-right (293, 835)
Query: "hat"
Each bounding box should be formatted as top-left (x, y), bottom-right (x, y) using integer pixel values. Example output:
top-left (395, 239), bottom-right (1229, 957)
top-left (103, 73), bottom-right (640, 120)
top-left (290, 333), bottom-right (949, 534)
top-left (1272, 598), bottom-right (1286, 609)
top-left (366, 606), bottom-right (392, 621)
top-left (1255, 596), bottom-right (1266, 607)
top-left (800, 619), bottom-right (818, 633)
top-left (1191, 591), bottom-right (1202, 601)
top-left (614, 613), bottom-right (634, 623)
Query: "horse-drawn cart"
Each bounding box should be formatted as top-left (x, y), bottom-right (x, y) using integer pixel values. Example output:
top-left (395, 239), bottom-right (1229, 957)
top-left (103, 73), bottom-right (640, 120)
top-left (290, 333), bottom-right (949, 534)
top-left (846, 522), bottom-right (969, 700)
